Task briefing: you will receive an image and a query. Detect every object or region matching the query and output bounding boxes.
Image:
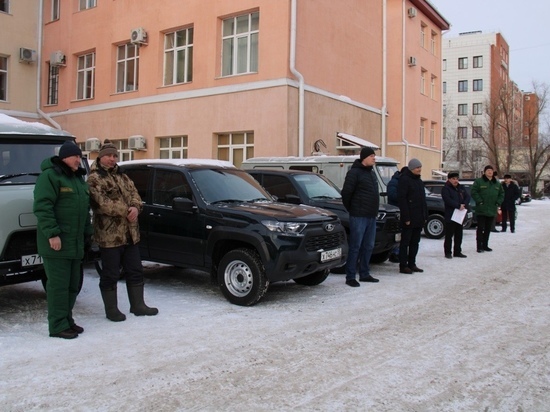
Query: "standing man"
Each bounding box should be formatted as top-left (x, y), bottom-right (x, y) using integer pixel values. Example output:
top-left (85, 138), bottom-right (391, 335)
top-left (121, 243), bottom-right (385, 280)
top-left (500, 174), bottom-right (520, 233)
top-left (88, 141), bottom-right (158, 321)
top-left (34, 141), bottom-right (92, 339)
top-left (397, 159), bottom-right (427, 274)
top-left (471, 165), bottom-right (504, 252)
top-left (341, 147), bottom-right (380, 287)
top-left (441, 172), bottom-right (470, 259)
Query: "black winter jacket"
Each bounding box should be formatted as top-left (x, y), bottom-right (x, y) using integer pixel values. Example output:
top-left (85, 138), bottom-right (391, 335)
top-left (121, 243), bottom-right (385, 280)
top-left (501, 182), bottom-right (520, 210)
top-left (341, 159), bottom-right (380, 217)
top-left (441, 180), bottom-right (471, 221)
top-left (387, 170), bottom-right (401, 207)
top-left (397, 167), bottom-right (427, 228)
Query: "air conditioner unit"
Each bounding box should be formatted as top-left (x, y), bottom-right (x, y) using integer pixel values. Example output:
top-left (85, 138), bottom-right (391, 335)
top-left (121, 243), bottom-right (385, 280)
top-left (130, 27), bottom-right (148, 45)
top-left (50, 51), bottom-right (66, 67)
top-left (85, 138), bottom-right (101, 152)
top-left (408, 7), bottom-right (417, 18)
top-left (408, 56), bottom-right (417, 66)
top-left (128, 135), bottom-right (146, 150)
top-left (19, 48), bottom-right (37, 63)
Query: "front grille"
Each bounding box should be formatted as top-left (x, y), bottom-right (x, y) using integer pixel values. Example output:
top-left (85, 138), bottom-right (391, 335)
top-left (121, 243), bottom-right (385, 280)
top-left (384, 218), bottom-right (401, 233)
top-left (3, 231), bottom-right (37, 260)
top-left (305, 232), bottom-right (345, 252)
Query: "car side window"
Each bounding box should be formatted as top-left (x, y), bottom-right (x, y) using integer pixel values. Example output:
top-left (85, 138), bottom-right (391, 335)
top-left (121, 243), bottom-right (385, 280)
top-left (124, 167), bottom-right (150, 201)
top-left (262, 175), bottom-right (298, 201)
top-left (152, 169), bottom-right (191, 207)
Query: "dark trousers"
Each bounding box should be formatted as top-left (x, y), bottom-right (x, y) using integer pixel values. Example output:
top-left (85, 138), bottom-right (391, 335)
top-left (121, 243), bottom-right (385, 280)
top-left (501, 208), bottom-right (516, 232)
top-left (476, 215), bottom-right (493, 250)
top-left (444, 220), bottom-right (463, 255)
top-left (399, 226), bottom-right (422, 269)
top-left (99, 244), bottom-right (143, 290)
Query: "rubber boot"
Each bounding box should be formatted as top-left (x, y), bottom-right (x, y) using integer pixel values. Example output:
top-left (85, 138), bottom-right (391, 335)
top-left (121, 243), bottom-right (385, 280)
top-left (100, 288), bottom-right (126, 322)
top-left (126, 283), bottom-right (158, 316)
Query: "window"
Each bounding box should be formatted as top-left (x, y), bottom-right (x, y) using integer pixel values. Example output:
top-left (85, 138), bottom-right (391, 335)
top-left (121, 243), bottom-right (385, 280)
top-left (0, 56), bottom-right (7, 101)
top-left (443, 104), bottom-right (447, 116)
top-left (473, 126), bottom-right (483, 138)
top-left (443, 81), bottom-right (447, 94)
top-left (443, 127), bottom-right (447, 139)
top-left (159, 136), bottom-right (188, 159)
top-left (420, 119), bottom-right (426, 145)
top-left (262, 175), bottom-right (298, 201)
top-left (473, 55), bottom-right (483, 68)
top-left (116, 43), bottom-right (139, 93)
top-left (222, 12), bottom-right (259, 76)
top-left (47, 64), bottom-right (59, 105)
top-left (458, 127), bottom-right (467, 139)
top-left (164, 27), bottom-right (194, 85)
top-left (110, 139), bottom-right (134, 162)
top-left (79, 0), bottom-right (96, 11)
top-left (473, 103), bottom-right (482, 115)
top-left (473, 79), bottom-right (483, 91)
top-left (153, 170), bottom-right (191, 207)
top-left (420, 70), bottom-right (426, 94)
top-left (76, 52), bottom-right (95, 100)
top-left (430, 75), bottom-right (436, 99)
top-left (431, 31), bottom-right (436, 55)
top-left (420, 24), bottom-right (426, 48)
top-left (0, 0), bottom-right (9, 13)
top-left (430, 122), bottom-right (436, 146)
top-left (458, 104), bottom-right (467, 116)
top-left (442, 59), bottom-right (447, 71)
top-left (51, 0), bottom-right (60, 20)
top-left (458, 57), bottom-right (468, 69)
top-left (458, 80), bottom-right (468, 92)
top-left (217, 132), bottom-right (254, 167)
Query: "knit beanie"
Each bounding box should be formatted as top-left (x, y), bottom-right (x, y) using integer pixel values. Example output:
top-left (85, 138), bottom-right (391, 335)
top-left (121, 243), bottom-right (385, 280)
top-left (98, 140), bottom-right (118, 158)
top-left (484, 165), bottom-right (494, 172)
top-left (408, 158), bottom-right (422, 170)
top-left (58, 141), bottom-right (82, 159)
top-left (360, 147), bottom-right (376, 160)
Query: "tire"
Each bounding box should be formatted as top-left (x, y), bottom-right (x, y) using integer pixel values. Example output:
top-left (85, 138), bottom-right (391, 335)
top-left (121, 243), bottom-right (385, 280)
top-left (293, 269), bottom-right (330, 286)
top-left (370, 250), bottom-right (391, 264)
top-left (424, 214), bottom-right (445, 239)
top-left (41, 264), bottom-right (84, 294)
top-left (218, 248), bottom-right (269, 306)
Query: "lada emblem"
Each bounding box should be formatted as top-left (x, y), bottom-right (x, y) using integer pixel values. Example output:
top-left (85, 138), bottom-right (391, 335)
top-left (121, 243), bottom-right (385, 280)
top-left (324, 223), bottom-right (335, 232)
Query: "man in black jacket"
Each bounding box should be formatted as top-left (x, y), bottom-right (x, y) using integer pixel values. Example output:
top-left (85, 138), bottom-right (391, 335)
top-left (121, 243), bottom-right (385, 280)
top-left (441, 172), bottom-right (470, 259)
top-left (341, 147), bottom-right (380, 287)
top-left (397, 159), bottom-right (427, 274)
top-left (501, 174), bottom-right (521, 232)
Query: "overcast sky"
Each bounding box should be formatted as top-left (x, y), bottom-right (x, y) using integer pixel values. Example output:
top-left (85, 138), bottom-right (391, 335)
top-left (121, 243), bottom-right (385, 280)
top-left (430, 0), bottom-right (550, 92)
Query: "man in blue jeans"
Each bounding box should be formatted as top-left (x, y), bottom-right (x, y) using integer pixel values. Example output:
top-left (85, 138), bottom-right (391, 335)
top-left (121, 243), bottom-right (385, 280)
top-left (341, 147), bottom-right (380, 287)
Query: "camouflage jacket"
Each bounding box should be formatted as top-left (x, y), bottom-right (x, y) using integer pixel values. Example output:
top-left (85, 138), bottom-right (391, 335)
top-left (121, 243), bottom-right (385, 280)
top-left (87, 162), bottom-right (143, 248)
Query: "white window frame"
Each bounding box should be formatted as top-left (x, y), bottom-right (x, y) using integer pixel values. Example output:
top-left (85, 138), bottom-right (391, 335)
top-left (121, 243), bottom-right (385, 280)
top-left (473, 55), bottom-right (483, 68)
top-left (443, 81), bottom-right (447, 94)
top-left (442, 59), bottom-right (447, 71)
top-left (221, 12), bottom-right (259, 77)
top-left (420, 69), bottom-right (426, 95)
top-left (76, 52), bottom-right (95, 100)
top-left (116, 43), bottom-right (139, 93)
top-left (159, 136), bottom-right (188, 159)
top-left (430, 122), bottom-right (436, 147)
top-left (430, 75), bottom-right (436, 99)
top-left (420, 119), bottom-right (426, 145)
top-left (47, 64), bottom-right (59, 105)
top-left (420, 24), bottom-right (426, 48)
top-left (217, 132), bottom-right (254, 167)
top-left (458, 57), bottom-right (468, 69)
top-left (110, 139), bottom-right (134, 161)
top-left (430, 31), bottom-right (436, 55)
top-left (458, 104), bottom-right (468, 116)
top-left (79, 0), bottom-right (96, 11)
top-left (51, 0), bottom-right (60, 20)
top-left (0, 56), bottom-right (7, 102)
top-left (163, 27), bottom-right (194, 86)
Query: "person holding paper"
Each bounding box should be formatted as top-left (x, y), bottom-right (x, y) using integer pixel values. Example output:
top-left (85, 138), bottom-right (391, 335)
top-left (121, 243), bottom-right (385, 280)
top-left (441, 172), bottom-right (471, 259)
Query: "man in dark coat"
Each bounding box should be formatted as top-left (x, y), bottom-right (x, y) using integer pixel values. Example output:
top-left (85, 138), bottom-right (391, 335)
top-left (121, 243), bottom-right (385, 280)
top-left (441, 172), bottom-right (470, 259)
top-left (341, 147), bottom-right (380, 287)
top-left (397, 159), bottom-right (427, 274)
top-left (386, 169), bottom-right (401, 262)
top-left (500, 174), bottom-right (521, 233)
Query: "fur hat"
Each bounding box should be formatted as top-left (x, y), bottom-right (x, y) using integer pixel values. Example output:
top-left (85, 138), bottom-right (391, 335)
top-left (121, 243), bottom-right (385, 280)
top-left (98, 140), bottom-right (118, 158)
top-left (408, 158), bottom-right (422, 170)
top-left (58, 141), bottom-right (82, 159)
top-left (360, 147), bottom-right (376, 160)
top-left (447, 172), bottom-right (459, 179)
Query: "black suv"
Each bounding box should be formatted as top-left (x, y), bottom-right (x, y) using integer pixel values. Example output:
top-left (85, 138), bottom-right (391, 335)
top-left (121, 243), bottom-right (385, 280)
top-left (119, 160), bottom-right (348, 306)
top-left (245, 169), bottom-right (401, 263)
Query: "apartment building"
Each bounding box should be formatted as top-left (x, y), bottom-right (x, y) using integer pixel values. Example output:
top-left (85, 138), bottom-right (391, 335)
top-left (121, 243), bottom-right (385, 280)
top-left (2, 0), bottom-right (448, 175)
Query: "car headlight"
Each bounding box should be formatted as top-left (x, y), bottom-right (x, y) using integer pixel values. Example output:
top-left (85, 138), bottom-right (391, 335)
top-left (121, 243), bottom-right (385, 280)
top-left (262, 220), bottom-right (307, 235)
top-left (376, 212), bottom-right (387, 221)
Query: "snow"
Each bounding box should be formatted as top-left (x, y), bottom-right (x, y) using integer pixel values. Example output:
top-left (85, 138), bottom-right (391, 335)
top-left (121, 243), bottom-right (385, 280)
top-left (0, 114), bottom-right (71, 136)
top-left (1, 200), bottom-right (549, 411)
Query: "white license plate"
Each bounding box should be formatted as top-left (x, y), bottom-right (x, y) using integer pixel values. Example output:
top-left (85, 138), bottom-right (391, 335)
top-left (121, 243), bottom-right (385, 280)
top-left (21, 254), bottom-right (43, 267)
top-left (320, 248), bottom-right (342, 263)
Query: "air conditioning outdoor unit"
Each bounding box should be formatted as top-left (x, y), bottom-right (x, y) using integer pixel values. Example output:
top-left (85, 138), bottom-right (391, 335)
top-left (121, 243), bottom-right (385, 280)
top-left (128, 135), bottom-right (146, 150)
top-left (408, 7), bottom-right (417, 18)
top-left (19, 48), bottom-right (37, 63)
top-left (130, 27), bottom-right (148, 45)
top-left (408, 56), bottom-right (417, 66)
top-left (50, 51), bottom-right (66, 67)
top-left (85, 138), bottom-right (101, 152)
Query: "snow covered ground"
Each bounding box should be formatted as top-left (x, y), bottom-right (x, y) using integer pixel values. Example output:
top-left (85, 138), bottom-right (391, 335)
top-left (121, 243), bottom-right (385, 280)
top-left (1, 200), bottom-right (549, 411)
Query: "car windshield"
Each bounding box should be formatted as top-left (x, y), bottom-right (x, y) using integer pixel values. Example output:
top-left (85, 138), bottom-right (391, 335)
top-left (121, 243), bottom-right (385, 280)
top-left (0, 141), bottom-right (61, 184)
top-left (190, 168), bottom-right (272, 204)
top-left (376, 163), bottom-right (399, 187)
top-left (293, 173), bottom-right (341, 200)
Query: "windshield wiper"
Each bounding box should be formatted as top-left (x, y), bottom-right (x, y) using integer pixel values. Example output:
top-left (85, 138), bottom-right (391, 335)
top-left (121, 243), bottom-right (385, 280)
top-left (247, 197), bottom-right (270, 203)
top-left (0, 173), bottom-right (40, 181)
top-left (210, 199), bottom-right (244, 205)
top-left (311, 195), bottom-right (340, 200)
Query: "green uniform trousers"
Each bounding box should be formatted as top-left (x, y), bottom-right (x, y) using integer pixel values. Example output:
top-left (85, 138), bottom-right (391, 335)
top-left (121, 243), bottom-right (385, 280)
top-left (43, 258), bottom-right (81, 335)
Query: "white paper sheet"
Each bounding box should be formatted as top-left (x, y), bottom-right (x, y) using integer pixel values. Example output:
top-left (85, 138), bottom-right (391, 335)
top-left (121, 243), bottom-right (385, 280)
top-left (451, 208), bottom-right (467, 224)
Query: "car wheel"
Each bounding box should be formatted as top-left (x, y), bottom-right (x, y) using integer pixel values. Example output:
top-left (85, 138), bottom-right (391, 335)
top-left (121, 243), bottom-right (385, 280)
top-left (218, 248), bottom-right (269, 306)
top-left (424, 214), bottom-right (445, 239)
top-left (41, 264), bottom-right (84, 294)
top-left (370, 250), bottom-right (391, 264)
top-left (293, 269), bottom-right (330, 286)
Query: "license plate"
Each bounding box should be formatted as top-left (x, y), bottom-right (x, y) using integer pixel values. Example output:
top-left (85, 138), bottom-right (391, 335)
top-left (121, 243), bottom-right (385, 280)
top-left (21, 254), bottom-right (43, 267)
top-left (320, 248), bottom-right (342, 263)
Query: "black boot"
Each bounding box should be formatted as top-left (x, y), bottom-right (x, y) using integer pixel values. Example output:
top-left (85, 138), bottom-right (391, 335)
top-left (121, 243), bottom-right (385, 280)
top-left (100, 288), bottom-right (126, 322)
top-left (127, 283), bottom-right (158, 316)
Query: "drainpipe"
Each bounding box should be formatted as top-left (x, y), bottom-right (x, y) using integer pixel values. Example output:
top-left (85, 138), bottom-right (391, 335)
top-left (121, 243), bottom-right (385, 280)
top-left (381, 0), bottom-right (387, 157)
top-left (401, 0), bottom-right (409, 163)
top-left (290, 0), bottom-right (305, 157)
top-left (36, 0), bottom-right (62, 130)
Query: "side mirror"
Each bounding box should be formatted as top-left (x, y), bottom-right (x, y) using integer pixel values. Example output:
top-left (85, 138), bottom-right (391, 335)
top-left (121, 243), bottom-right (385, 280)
top-left (283, 194), bottom-right (301, 205)
top-left (172, 197), bottom-right (195, 213)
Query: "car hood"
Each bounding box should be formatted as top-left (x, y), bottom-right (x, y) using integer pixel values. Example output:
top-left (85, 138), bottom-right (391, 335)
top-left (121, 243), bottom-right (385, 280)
top-left (212, 201), bottom-right (337, 222)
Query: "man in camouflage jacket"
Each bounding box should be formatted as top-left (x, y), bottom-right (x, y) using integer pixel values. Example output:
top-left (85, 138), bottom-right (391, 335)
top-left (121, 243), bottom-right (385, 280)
top-left (88, 141), bottom-right (157, 321)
